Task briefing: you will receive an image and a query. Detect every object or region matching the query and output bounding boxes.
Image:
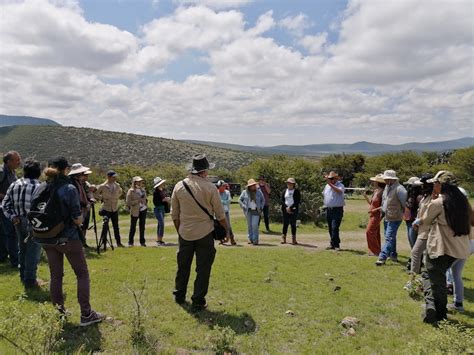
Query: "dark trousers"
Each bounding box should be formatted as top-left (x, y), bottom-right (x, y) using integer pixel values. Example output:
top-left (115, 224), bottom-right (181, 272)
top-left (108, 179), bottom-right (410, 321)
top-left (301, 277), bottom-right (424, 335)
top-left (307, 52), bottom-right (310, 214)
top-left (43, 240), bottom-right (92, 316)
top-left (82, 209), bottom-right (91, 238)
top-left (259, 205), bottom-right (270, 230)
top-left (422, 254), bottom-right (456, 321)
top-left (327, 207), bottom-right (343, 248)
top-left (0, 213), bottom-right (18, 267)
top-left (174, 232), bottom-right (216, 306)
top-left (129, 210), bottom-right (147, 245)
top-left (282, 209), bottom-right (297, 236)
top-left (100, 210), bottom-right (121, 244)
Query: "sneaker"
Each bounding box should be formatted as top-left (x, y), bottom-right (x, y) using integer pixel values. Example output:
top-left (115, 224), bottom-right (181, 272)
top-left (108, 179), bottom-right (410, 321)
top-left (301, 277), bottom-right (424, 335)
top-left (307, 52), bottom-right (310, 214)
top-left (375, 259), bottom-right (386, 266)
top-left (80, 310), bottom-right (104, 327)
top-left (447, 303), bottom-right (465, 312)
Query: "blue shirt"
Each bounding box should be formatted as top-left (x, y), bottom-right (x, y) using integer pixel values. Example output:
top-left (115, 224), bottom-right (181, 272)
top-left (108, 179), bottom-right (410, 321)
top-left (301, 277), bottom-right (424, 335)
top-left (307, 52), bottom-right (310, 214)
top-left (323, 181), bottom-right (345, 208)
top-left (56, 183), bottom-right (82, 240)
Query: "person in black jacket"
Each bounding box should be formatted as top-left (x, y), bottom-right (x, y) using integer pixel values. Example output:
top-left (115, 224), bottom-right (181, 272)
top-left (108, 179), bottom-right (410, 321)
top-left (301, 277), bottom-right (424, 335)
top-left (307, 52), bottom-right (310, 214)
top-left (153, 177), bottom-right (170, 246)
top-left (281, 178), bottom-right (301, 245)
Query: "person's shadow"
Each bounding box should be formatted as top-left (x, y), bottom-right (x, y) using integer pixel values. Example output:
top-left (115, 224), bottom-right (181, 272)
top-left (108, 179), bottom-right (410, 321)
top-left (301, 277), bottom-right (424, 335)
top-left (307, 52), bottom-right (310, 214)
top-left (57, 323), bottom-right (103, 352)
top-left (179, 302), bottom-right (257, 334)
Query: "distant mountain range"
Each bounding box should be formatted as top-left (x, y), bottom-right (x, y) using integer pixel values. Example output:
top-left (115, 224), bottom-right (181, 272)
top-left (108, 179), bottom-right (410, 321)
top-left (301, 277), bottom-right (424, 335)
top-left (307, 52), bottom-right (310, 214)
top-left (185, 137), bottom-right (474, 156)
top-left (1, 114), bottom-right (472, 161)
top-left (0, 114), bottom-right (61, 127)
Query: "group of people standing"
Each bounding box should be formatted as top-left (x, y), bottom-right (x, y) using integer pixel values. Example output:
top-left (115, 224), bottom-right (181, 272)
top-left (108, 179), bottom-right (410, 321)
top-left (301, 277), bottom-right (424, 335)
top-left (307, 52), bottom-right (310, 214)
top-left (363, 168), bottom-right (473, 323)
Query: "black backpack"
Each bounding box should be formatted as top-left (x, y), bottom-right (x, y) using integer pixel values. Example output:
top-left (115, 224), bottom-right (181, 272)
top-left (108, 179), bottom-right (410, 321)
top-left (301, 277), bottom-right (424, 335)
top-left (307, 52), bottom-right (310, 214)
top-left (28, 181), bottom-right (67, 239)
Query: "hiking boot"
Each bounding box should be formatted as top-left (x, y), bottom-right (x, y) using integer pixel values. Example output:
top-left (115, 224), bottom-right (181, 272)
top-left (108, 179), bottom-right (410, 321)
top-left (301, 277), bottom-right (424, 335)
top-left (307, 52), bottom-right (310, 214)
top-left (375, 259), bottom-right (386, 266)
top-left (281, 235), bottom-right (287, 244)
top-left (80, 310), bottom-right (104, 327)
top-left (140, 243), bottom-right (147, 247)
top-left (291, 236), bottom-right (298, 245)
top-left (422, 307), bottom-right (437, 324)
top-left (447, 303), bottom-right (465, 312)
top-left (230, 236), bottom-right (237, 245)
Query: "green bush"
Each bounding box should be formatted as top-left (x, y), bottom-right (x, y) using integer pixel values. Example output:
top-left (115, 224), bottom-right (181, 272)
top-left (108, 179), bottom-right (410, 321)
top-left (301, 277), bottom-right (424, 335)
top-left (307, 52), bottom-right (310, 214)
top-left (0, 301), bottom-right (65, 354)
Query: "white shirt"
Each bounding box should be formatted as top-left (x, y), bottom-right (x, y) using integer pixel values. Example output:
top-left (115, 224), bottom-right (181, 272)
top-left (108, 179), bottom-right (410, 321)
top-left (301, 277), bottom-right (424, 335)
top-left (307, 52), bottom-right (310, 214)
top-left (284, 189), bottom-right (295, 207)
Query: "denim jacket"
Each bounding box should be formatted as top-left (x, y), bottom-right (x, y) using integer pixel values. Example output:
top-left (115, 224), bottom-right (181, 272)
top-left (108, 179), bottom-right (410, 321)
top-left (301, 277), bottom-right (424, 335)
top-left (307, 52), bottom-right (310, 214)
top-left (239, 189), bottom-right (265, 214)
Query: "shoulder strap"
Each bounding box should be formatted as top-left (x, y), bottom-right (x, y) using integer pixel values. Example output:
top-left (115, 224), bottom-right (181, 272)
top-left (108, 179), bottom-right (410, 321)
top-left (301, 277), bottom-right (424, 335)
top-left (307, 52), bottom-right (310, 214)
top-left (182, 180), bottom-right (213, 220)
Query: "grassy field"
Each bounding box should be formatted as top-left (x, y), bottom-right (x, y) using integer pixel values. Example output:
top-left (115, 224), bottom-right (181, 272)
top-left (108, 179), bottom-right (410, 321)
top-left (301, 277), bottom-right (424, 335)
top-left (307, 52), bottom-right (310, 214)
top-left (1, 197), bottom-right (473, 354)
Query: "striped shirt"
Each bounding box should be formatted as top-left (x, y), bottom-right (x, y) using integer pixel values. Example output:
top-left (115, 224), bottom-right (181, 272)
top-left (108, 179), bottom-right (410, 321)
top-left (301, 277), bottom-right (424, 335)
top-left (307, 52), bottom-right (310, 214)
top-left (1, 178), bottom-right (40, 220)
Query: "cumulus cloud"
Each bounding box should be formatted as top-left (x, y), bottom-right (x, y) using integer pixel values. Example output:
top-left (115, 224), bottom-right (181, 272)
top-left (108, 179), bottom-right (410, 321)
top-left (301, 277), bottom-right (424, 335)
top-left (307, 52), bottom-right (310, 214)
top-left (279, 13), bottom-right (311, 37)
top-left (0, 0), bottom-right (472, 145)
top-left (173, 0), bottom-right (253, 10)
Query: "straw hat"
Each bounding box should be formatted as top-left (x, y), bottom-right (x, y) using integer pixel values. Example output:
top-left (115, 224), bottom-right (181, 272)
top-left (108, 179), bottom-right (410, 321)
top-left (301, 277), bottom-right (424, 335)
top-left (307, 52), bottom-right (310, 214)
top-left (132, 176), bottom-right (144, 183)
top-left (369, 173), bottom-right (385, 184)
top-left (325, 171), bottom-right (339, 179)
top-left (68, 163), bottom-right (90, 176)
top-left (404, 177), bottom-right (421, 185)
top-left (286, 178), bottom-right (296, 184)
top-left (427, 170), bottom-right (456, 185)
top-left (381, 170), bottom-right (399, 180)
top-left (153, 177), bottom-right (166, 189)
top-left (246, 179), bottom-right (258, 187)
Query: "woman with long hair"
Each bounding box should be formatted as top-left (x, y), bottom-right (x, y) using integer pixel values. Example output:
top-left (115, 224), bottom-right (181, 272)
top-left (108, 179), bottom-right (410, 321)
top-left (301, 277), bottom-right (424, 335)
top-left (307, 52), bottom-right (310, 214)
top-left (37, 157), bottom-right (103, 326)
top-left (363, 174), bottom-right (385, 256)
top-left (413, 171), bottom-right (471, 323)
top-left (152, 177), bottom-right (170, 246)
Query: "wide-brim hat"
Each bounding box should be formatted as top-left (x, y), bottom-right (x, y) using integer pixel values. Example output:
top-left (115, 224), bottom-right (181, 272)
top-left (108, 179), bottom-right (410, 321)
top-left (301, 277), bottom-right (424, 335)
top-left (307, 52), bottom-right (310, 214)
top-left (68, 163), bottom-right (90, 176)
top-left (427, 170), bottom-right (457, 185)
top-left (186, 154), bottom-right (215, 173)
top-left (132, 176), bottom-right (144, 183)
top-left (84, 170), bottom-right (92, 175)
top-left (246, 179), bottom-right (258, 187)
top-left (370, 174), bottom-right (385, 184)
top-left (381, 169), bottom-right (399, 180)
top-left (325, 171), bottom-right (339, 179)
top-left (153, 177), bottom-right (166, 189)
top-left (286, 178), bottom-right (296, 184)
top-left (404, 176), bottom-right (421, 185)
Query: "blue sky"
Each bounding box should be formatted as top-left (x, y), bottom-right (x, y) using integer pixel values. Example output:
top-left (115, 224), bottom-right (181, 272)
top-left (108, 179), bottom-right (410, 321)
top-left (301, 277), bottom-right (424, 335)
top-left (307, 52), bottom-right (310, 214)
top-left (1, 0), bottom-right (472, 145)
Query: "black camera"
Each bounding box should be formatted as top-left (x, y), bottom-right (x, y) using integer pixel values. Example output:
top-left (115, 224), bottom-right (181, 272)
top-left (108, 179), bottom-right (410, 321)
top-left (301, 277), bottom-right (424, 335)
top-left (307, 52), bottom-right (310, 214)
top-left (98, 208), bottom-right (107, 217)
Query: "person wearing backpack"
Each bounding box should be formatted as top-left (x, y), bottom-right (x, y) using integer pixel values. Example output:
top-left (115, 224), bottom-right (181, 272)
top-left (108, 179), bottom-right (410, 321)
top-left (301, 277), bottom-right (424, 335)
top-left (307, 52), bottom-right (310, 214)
top-left (1, 159), bottom-right (41, 287)
top-left (34, 157), bottom-right (103, 326)
top-left (0, 151), bottom-right (22, 267)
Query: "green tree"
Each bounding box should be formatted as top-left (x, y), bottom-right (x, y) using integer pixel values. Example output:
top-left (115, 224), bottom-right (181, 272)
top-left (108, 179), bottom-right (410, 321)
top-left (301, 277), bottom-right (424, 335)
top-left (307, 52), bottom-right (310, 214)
top-left (320, 153), bottom-right (365, 186)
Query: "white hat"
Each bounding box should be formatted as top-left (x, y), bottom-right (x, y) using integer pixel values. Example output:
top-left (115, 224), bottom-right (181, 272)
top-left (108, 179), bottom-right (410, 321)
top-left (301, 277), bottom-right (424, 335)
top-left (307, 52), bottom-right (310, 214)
top-left (68, 163), bottom-right (90, 176)
top-left (132, 176), bottom-right (144, 183)
top-left (404, 177), bottom-right (420, 185)
top-left (286, 177), bottom-right (296, 184)
top-left (381, 170), bottom-right (399, 180)
top-left (84, 170), bottom-right (92, 175)
top-left (153, 177), bottom-right (166, 189)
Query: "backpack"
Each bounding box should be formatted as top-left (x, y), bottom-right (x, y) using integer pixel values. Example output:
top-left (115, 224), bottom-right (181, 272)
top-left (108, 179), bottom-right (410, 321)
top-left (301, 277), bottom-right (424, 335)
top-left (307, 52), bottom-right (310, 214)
top-left (27, 181), bottom-right (67, 239)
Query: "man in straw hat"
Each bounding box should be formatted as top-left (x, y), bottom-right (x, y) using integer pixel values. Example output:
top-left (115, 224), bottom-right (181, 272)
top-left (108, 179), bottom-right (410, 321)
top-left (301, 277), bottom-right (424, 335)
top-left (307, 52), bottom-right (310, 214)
top-left (171, 154), bottom-right (229, 311)
top-left (375, 169), bottom-right (407, 266)
top-left (323, 171), bottom-right (345, 251)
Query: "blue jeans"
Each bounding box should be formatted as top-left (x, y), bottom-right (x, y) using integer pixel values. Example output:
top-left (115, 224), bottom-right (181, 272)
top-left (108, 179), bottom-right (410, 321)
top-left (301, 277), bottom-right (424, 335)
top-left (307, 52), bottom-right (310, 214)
top-left (450, 259), bottom-right (466, 304)
top-left (326, 207), bottom-right (343, 248)
top-left (246, 210), bottom-right (260, 243)
top-left (379, 220), bottom-right (401, 260)
top-left (154, 207), bottom-right (165, 238)
top-left (0, 212), bottom-right (18, 267)
top-left (406, 221), bottom-right (417, 249)
top-left (15, 217), bottom-right (41, 285)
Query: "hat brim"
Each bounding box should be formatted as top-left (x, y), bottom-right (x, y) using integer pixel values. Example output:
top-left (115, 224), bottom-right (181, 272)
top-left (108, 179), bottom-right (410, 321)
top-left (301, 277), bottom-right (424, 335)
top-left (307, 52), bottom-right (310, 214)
top-left (381, 175), bottom-right (399, 180)
top-left (84, 170), bottom-right (92, 175)
top-left (426, 178), bottom-right (437, 183)
top-left (153, 180), bottom-right (166, 189)
top-left (370, 177), bottom-right (385, 183)
top-left (186, 162), bottom-right (215, 173)
top-left (68, 167), bottom-right (90, 176)
top-left (246, 182), bottom-right (258, 187)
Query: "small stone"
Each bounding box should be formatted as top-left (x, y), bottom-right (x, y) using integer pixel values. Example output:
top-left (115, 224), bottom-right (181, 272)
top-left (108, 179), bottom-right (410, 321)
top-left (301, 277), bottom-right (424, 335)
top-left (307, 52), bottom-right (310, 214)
top-left (341, 316), bottom-right (359, 329)
top-left (333, 286), bottom-right (341, 292)
top-left (244, 320), bottom-right (253, 328)
top-left (285, 310), bottom-right (295, 316)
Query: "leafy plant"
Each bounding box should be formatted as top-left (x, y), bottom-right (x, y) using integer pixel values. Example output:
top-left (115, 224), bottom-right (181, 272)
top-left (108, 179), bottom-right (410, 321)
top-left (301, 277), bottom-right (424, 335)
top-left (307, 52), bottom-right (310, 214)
top-left (209, 325), bottom-right (236, 355)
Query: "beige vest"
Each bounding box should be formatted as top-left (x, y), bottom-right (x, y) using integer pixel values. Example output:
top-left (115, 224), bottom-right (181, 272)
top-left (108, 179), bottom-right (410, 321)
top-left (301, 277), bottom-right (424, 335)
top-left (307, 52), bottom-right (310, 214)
top-left (384, 183), bottom-right (404, 222)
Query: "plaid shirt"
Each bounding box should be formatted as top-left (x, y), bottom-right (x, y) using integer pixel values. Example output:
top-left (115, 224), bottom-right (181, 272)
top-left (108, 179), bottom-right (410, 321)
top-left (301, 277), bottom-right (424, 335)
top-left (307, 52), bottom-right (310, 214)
top-left (1, 178), bottom-right (40, 221)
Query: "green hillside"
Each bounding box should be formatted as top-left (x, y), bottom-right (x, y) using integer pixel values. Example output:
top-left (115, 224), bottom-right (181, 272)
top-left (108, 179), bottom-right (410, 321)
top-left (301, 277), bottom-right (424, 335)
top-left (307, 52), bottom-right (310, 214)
top-left (0, 125), bottom-right (257, 170)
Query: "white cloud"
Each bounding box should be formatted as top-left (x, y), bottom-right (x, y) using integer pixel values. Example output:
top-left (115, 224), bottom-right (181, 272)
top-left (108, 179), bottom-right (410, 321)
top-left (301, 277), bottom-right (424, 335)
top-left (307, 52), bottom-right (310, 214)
top-left (299, 33), bottom-right (327, 54)
top-left (0, 0), bottom-right (472, 145)
top-left (173, 0), bottom-right (252, 10)
top-left (279, 13), bottom-right (311, 37)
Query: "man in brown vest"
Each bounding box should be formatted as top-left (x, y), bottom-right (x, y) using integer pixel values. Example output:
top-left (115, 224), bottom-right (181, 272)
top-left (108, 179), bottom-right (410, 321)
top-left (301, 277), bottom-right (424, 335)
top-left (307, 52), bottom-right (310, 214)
top-left (376, 170), bottom-right (407, 266)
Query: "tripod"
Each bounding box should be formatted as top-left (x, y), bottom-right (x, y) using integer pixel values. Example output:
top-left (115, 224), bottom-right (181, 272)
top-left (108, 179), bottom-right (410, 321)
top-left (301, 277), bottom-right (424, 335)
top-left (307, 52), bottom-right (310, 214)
top-left (98, 213), bottom-right (115, 252)
top-left (88, 204), bottom-right (101, 254)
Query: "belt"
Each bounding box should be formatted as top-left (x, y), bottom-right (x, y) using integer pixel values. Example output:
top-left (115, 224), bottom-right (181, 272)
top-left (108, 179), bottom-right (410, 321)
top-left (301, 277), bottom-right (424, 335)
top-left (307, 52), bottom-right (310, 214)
top-left (327, 206), bottom-right (343, 209)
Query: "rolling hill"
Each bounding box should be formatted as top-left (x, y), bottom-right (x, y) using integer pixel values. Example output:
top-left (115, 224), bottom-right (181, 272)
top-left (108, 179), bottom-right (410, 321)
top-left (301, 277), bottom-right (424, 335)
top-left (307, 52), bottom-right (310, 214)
top-left (0, 114), bottom-right (61, 127)
top-left (185, 137), bottom-right (474, 156)
top-left (0, 125), bottom-right (256, 170)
